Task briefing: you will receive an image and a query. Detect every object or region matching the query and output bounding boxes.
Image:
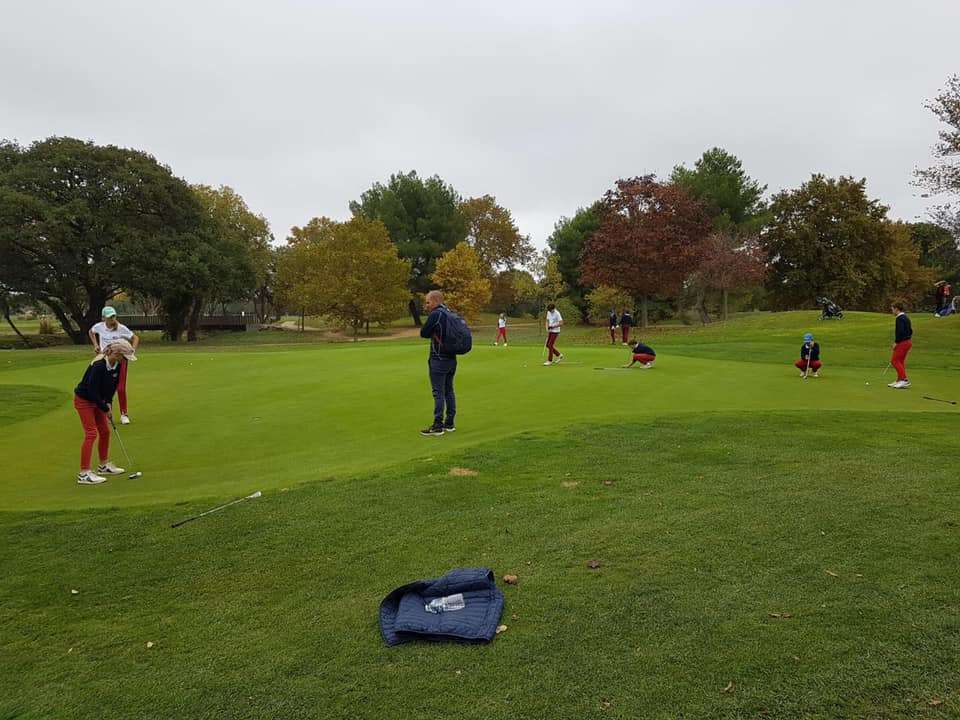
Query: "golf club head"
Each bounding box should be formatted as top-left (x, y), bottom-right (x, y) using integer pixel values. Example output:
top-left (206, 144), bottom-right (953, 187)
top-left (128, 471), bottom-right (143, 479)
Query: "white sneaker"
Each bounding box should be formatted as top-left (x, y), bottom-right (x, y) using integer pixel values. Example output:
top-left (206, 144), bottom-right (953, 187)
top-left (98, 462), bottom-right (125, 475)
top-left (897, 380), bottom-right (911, 389)
top-left (641, 362), bottom-right (653, 369)
top-left (554, 354), bottom-right (564, 364)
top-left (813, 371), bottom-right (820, 378)
top-left (77, 471), bottom-right (107, 485)
top-left (120, 414), bottom-right (131, 425)
top-left (887, 381), bottom-right (899, 388)
top-left (542, 361), bottom-right (552, 366)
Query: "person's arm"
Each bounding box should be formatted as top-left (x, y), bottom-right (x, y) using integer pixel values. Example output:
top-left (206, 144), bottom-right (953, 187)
top-left (130, 333), bottom-right (140, 350)
top-left (88, 328), bottom-right (100, 354)
top-left (89, 363), bottom-right (113, 414)
top-left (420, 309), bottom-right (441, 339)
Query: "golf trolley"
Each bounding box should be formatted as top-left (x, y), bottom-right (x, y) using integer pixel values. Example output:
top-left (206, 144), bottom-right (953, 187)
top-left (816, 296), bottom-right (843, 320)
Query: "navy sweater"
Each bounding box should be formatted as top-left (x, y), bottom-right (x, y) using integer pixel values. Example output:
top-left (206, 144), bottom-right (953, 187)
top-left (75, 358), bottom-right (120, 412)
top-left (800, 342), bottom-right (820, 361)
top-left (632, 343), bottom-right (656, 357)
top-left (895, 313), bottom-right (912, 343)
top-left (420, 305), bottom-right (456, 359)
top-left (620, 312), bottom-right (634, 328)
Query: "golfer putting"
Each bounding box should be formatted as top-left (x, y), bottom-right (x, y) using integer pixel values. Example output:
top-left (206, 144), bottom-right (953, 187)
top-left (623, 340), bottom-right (656, 369)
top-left (72, 339), bottom-right (138, 485)
top-left (795, 333), bottom-right (822, 378)
top-left (89, 306), bottom-right (140, 424)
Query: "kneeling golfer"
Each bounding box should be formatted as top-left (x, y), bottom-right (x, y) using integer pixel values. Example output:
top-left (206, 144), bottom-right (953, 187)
top-left (73, 339), bottom-right (138, 484)
top-left (624, 340), bottom-right (656, 368)
top-left (420, 290), bottom-right (457, 436)
top-left (795, 333), bottom-right (822, 377)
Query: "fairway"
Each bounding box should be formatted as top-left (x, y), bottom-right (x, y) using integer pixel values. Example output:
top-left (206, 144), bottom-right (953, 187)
top-left (2, 312), bottom-right (960, 718)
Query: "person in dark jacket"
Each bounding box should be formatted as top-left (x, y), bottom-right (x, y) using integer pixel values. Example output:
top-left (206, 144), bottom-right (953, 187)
top-left (73, 339), bottom-right (138, 484)
top-left (619, 309), bottom-right (634, 345)
top-left (794, 332), bottom-right (822, 377)
top-left (420, 290), bottom-right (457, 436)
top-left (623, 340), bottom-right (656, 369)
top-left (608, 309), bottom-right (618, 344)
top-left (889, 301), bottom-right (913, 389)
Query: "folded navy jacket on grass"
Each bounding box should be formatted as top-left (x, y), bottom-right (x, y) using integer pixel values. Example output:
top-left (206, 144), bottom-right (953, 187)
top-left (379, 567), bottom-right (505, 647)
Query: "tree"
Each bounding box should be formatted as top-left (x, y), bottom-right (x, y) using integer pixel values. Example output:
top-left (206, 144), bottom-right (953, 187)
top-left (460, 195), bottom-right (533, 274)
top-left (274, 217), bottom-right (410, 337)
top-left (761, 175), bottom-right (901, 310)
top-left (585, 285), bottom-right (634, 324)
top-left (0, 137), bottom-right (202, 343)
top-left (912, 222), bottom-right (960, 283)
top-left (431, 242), bottom-right (492, 321)
top-left (547, 203), bottom-right (602, 319)
top-left (350, 171), bottom-right (467, 324)
top-left (0, 282), bottom-right (31, 346)
top-left (916, 75), bottom-right (960, 235)
top-left (580, 176), bottom-right (711, 328)
top-left (671, 147), bottom-right (768, 231)
top-left (693, 232), bottom-right (768, 321)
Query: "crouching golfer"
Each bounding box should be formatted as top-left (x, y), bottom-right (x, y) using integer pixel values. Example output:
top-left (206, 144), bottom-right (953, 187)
top-left (420, 290), bottom-right (456, 436)
top-left (73, 340), bottom-right (137, 484)
top-left (889, 301), bottom-right (913, 389)
top-left (624, 340), bottom-right (656, 368)
top-left (795, 333), bottom-right (822, 377)
top-left (89, 306), bottom-right (139, 424)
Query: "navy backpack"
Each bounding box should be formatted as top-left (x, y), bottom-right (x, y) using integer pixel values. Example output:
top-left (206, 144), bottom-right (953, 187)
top-left (441, 308), bottom-right (473, 355)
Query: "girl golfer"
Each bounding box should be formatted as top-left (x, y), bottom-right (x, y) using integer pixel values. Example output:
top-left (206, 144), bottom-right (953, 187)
top-left (495, 313), bottom-right (508, 346)
top-left (624, 340), bottom-right (656, 369)
top-left (73, 339), bottom-right (137, 484)
top-left (795, 333), bottom-right (822, 377)
top-left (889, 301), bottom-right (912, 389)
top-left (89, 306), bottom-right (139, 424)
top-left (544, 303), bottom-right (564, 365)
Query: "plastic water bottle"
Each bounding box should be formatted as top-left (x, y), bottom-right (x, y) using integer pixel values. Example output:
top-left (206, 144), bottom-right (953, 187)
top-left (424, 593), bottom-right (465, 614)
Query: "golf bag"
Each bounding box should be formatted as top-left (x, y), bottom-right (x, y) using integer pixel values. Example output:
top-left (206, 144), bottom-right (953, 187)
top-left (816, 296), bottom-right (843, 320)
top-left (935, 297), bottom-right (958, 318)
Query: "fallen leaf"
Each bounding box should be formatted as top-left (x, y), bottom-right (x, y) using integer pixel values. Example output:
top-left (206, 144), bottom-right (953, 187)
top-left (495, 624), bottom-right (507, 634)
top-left (602, 480), bottom-right (614, 486)
top-left (599, 699), bottom-right (612, 710)
top-left (561, 481), bottom-right (579, 488)
top-left (782, 612), bottom-right (793, 619)
top-left (855, 573), bottom-right (863, 578)
top-left (455, 670), bottom-right (462, 676)
top-left (511, 614), bottom-right (519, 620)
top-left (70, 589), bottom-right (79, 595)
top-left (449, 467), bottom-right (478, 477)
top-left (586, 560), bottom-right (601, 570)
top-left (146, 641), bottom-right (154, 649)
top-left (503, 574), bottom-right (518, 585)
top-left (929, 698), bottom-right (943, 707)
top-left (722, 681), bottom-right (735, 694)
top-left (825, 570), bottom-right (839, 577)
top-left (280, 488), bottom-right (289, 493)
top-left (768, 613), bottom-right (782, 619)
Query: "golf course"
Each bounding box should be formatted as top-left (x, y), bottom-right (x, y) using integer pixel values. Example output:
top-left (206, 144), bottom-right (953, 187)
top-left (2, 311), bottom-right (959, 718)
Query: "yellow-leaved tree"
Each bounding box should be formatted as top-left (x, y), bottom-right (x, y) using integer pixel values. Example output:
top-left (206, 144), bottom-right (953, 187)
top-left (431, 242), bottom-right (492, 321)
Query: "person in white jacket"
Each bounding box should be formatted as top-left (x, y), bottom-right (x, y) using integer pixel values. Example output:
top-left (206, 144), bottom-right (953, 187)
top-left (88, 306), bottom-right (140, 424)
top-left (543, 303), bottom-right (564, 365)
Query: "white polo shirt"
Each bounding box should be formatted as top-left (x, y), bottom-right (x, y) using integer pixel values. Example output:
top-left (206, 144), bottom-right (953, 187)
top-left (546, 309), bottom-right (563, 333)
top-left (91, 321), bottom-right (134, 351)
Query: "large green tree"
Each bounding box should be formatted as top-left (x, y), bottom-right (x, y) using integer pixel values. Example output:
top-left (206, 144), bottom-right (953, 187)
top-left (0, 137), bottom-right (202, 343)
top-left (671, 147), bottom-right (767, 231)
top-left (916, 75), bottom-right (960, 235)
top-left (349, 171), bottom-right (466, 324)
top-left (547, 203), bottom-right (602, 320)
top-left (762, 175), bottom-right (914, 310)
top-left (460, 195), bottom-right (533, 273)
top-left (911, 222), bottom-right (960, 283)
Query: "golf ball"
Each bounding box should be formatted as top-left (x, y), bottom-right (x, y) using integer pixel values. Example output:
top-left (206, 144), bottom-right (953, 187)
top-left (865, 382), bottom-right (870, 385)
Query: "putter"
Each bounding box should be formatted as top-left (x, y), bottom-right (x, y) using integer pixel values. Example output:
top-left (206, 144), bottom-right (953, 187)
top-left (881, 362), bottom-right (892, 378)
top-left (109, 417), bottom-right (143, 479)
top-left (803, 344), bottom-right (812, 380)
top-left (922, 395), bottom-right (958, 405)
top-left (171, 490), bottom-right (262, 529)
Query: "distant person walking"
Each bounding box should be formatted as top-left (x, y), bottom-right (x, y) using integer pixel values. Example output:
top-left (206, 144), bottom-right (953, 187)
top-left (89, 307), bottom-right (140, 424)
top-left (73, 339), bottom-right (138, 484)
top-left (543, 303), bottom-right (564, 365)
top-left (608, 309), bottom-right (618, 344)
top-left (888, 301), bottom-right (913, 389)
top-left (495, 313), bottom-right (508, 346)
top-left (420, 290), bottom-right (457, 436)
top-left (794, 332), bottom-right (822, 378)
top-left (619, 309), bottom-right (634, 345)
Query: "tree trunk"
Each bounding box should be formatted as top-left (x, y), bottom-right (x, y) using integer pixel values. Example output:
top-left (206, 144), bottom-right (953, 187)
top-left (365, 320), bottom-right (370, 335)
top-left (722, 288), bottom-right (729, 322)
top-left (1, 303), bottom-right (31, 347)
top-left (408, 299), bottom-right (422, 327)
top-left (44, 299), bottom-right (84, 344)
top-left (300, 309), bottom-right (305, 333)
top-left (187, 297), bottom-right (203, 342)
top-left (697, 291), bottom-right (711, 325)
top-left (640, 295), bottom-right (649, 329)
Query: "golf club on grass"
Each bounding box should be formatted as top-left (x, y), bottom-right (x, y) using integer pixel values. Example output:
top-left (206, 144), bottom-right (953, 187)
top-left (922, 395), bottom-right (958, 406)
top-left (171, 490), bottom-right (262, 529)
top-left (109, 417), bottom-right (143, 479)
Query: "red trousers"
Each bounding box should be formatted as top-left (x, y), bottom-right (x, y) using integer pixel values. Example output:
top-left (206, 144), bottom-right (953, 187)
top-left (794, 359), bottom-right (822, 371)
top-left (622, 326), bottom-right (630, 344)
top-left (74, 396), bottom-right (110, 471)
top-left (632, 353), bottom-right (655, 364)
top-left (891, 340), bottom-right (912, 381)
top-left (496, 328), bottom-right (507, 343)
top-left (546, 332), bottom-right (562, 361)
top-left (117, 357), bottom-right (129, 414)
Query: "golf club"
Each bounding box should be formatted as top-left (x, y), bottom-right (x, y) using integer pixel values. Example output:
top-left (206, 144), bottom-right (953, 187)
top-left (922, 395), bottom-right (958, 405)
top-left (803, 342), bottom-right (812, 380)
top-left (881, 362), bottom-right (892, 378)
top-left (594, 367), bottom-right (628, 371)
top-left (109, 417), bottom-right (143, 479)
top-left (171, 490), bottom-right (262, 529)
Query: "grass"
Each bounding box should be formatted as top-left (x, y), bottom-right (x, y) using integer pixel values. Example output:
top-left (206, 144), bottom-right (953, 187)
top-left (1, 311), bottom-right (959, 717)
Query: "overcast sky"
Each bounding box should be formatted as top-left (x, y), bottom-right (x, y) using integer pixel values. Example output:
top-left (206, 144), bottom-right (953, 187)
top-left (2, 1), bottom-right (957, 248)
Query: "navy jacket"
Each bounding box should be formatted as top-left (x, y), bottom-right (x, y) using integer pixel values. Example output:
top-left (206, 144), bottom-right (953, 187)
top-left (420, 305), bottom-right (456, 359)
top-left (379, 567), bottom-right (505, 646)
top-left (620, 312), bottom-right (634, 328)
top-left (895, 313), bottom-right (912, 343)
top-left (608, 312), bottom-right (618, 328)
top-left (800, 342), bottom-right (820, 361)
top-left (632, 343), bottom-right (656, 357)
top-left (74, 358), bottom-right (120, 412)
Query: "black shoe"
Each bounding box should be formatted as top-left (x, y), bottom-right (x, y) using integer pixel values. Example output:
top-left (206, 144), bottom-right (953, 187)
top-left (420, 425), bottom-right (445, 437)
top-left (443, 424), bottom-right (456, 433)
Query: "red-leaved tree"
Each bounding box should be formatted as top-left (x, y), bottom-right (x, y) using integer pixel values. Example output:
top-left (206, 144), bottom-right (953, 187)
top-left (693, 231), bottom-right (768, 321)
top-left (580, 176), bottom-right (712, 327)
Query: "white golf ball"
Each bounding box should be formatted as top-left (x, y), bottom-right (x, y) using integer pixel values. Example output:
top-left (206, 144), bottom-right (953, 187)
top-left (865, 382), bottom-right (870, 385)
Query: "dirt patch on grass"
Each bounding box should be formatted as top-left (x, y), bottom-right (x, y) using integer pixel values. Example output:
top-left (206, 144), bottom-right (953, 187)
top-left (449, 467), bottom-right (479, 477)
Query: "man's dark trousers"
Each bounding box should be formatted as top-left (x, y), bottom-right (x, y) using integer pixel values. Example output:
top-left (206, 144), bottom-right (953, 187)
top-left (429, 356), bottom-right (457, 427)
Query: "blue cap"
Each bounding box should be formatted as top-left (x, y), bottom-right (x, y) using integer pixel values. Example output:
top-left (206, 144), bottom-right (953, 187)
top-left (803, 333), bottom-right (814, 342)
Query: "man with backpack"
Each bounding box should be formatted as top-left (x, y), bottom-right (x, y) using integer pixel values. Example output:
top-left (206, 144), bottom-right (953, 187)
top-left (419, 290), bottom-right (472, 437)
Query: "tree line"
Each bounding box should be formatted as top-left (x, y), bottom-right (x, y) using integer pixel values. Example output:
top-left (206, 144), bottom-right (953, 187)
top-left (2, 74), bottom-right (958, 341)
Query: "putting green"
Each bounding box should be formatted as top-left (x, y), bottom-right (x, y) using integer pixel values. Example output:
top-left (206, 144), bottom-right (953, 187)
top-left (1, 311), bottom-right (957, 511)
